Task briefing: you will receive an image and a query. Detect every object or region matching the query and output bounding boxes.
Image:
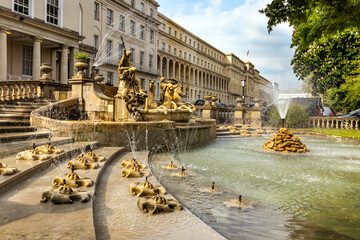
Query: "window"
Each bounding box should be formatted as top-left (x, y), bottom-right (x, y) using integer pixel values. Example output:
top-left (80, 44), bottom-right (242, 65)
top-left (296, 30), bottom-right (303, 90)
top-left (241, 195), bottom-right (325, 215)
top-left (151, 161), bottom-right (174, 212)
top-left (179, 50), bottom-right (182, 58)
top-left (94, 2), bottom-right (99, 20)
top-left (197, 44), bottom-right (199, 50)
top-left (201, 46), bottom-right (203, 51)
top-left (189, 54), bottom-right (191, 62)
top-left (119, 44), bottom-right (124, 61)
top-left (174, 30), bottom-right (177, 38)
top-left (140, 2), bottom-right (144, 12)
top-left (193, 56), bottom-right (195, 63)
top-left (131, 0), bottom-right (135, 7)
top-left (106, 40), bottom-right (112, 60)
top-left (168, 27), bottom-right (171, 35)
top-left (149, 54), bottom-right (153, 69)
top-left (119, 15), bottom-right (125, 30)
top-left (22, 45), bottom-right (33, 76)
top-left (197, 58), bottom-right (199, 64)
top-left (107, 72), bottom-right (113, 85)
top-left (161, 42), bottom-right (165, 51)
top-left (184, 36), bottom-right (187, 43)
top-left (130, 48), bottom-right (135, 63)
top-left (189, 39), bottom-right (191, 45)
top-left (179, 33), bottom-right (182, 40)
top-left (205, 47), bottom-right (207, 53)
top-left (140, 25), bottom-right (145, 39)
top-left (130, 20), bottom-right (135, 35)
top-left (14, 0), bottom-right (30, 15)
top-left (201, 60), bottom-right (203, 66)
top-left (94, 35), bottom-right (99, 49)
top-left (168, 45), bottom-right (171, 53)
top-left (107, 9), bottom-right (113, 25)
top-left (173, 48), bottom-right (176, 55)
top-left (141, 79), bottom-right (145, 89)
top-left (193, 41), bottom-right (196, 48)
top-left (150, 30), bottom-right (154, 43)
top-left (46, 0), bottom-right (60, 25)
top-left (139, 51), bottom-right (144, 66)
top-left (150, 8), bottom-right (154, 17)
top-left (184, 52), bottom-right (187, 59)
top-left (162, 23), bottom-right (165, 31)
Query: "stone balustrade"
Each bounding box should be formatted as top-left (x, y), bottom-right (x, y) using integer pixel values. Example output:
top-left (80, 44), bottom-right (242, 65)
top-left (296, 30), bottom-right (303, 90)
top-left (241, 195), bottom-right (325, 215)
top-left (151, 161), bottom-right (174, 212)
top-left (0, 80), bottom-right (42, 101)
top-left (0, 80), bottom-right (71, 102)
top-left (309, 117), bottom-right (360, 130)
top-left (195, 105), bottom-right (235, 124)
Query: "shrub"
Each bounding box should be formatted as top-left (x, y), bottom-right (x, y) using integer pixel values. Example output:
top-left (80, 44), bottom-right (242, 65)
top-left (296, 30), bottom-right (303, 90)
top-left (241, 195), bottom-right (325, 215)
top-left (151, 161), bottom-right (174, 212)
top-left (75, 52), bottom-right (88, 61)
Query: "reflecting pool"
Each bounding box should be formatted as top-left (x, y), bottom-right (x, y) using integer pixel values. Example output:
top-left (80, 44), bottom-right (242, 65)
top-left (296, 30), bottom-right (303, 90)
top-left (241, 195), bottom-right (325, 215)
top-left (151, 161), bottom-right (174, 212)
top-left (152, 135), bottom-right (360, 239)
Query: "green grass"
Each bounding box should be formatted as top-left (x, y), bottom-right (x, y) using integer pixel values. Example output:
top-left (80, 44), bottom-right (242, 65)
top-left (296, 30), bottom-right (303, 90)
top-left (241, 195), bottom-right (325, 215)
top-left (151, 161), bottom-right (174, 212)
top-left (303, 128), bottom-right (360, 139)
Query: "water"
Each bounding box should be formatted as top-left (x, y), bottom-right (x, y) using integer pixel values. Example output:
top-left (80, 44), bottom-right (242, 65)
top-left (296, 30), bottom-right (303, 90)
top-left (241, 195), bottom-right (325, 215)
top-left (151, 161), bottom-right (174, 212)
top-left (152, 135), bottom-right (360, 239)
top-left (275, 98), bottom-right (291, 119)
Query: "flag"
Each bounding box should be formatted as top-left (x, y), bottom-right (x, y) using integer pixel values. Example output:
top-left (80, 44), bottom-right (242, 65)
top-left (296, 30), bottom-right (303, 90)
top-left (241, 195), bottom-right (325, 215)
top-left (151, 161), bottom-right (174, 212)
top-left (247, 50), bottom-right (249, 56)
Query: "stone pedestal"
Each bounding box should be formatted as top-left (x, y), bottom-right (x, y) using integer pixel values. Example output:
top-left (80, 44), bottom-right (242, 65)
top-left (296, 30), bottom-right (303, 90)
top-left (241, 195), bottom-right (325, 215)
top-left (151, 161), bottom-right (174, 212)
top-left (114, 98), bottom-right (133, 122)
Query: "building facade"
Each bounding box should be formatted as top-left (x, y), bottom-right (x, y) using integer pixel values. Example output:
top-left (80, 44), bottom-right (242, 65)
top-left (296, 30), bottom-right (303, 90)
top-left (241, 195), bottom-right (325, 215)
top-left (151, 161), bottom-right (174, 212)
top-left (0, 0), bottom-right (276, 105)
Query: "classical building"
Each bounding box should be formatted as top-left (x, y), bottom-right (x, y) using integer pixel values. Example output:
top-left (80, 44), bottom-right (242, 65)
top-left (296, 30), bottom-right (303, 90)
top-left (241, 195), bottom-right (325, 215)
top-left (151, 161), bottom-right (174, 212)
top-left (0, 0), bottom-right (276, 105)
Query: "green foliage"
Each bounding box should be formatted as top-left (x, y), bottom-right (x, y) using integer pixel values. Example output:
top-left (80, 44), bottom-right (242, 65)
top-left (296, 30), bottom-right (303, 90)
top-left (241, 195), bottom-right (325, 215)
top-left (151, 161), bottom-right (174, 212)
top-left (260, 0), bottom-right (360, 49)
top-left (75, 52), bottom-right (88, 61)
top-left (268, 103), bottom-right (309, 128)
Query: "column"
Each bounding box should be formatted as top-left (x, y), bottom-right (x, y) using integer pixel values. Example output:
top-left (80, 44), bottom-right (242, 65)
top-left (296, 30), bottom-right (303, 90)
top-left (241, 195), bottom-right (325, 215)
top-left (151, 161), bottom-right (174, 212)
top-left (69, 47), bottom-right (75, 78)
top-left (60, 45), bottom-right (69, 84)
top-left (51, 49), bottom-right (57, 80)
top-left (32, 37), bottom-right (41, 80)
top-left (0, 28), bottom-right (7, 81)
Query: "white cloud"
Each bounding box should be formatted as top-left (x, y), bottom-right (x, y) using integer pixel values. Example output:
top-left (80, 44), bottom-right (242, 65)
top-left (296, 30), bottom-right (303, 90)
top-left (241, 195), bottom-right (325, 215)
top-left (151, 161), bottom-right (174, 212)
top-left (158, 0), bottom-right (301, 90)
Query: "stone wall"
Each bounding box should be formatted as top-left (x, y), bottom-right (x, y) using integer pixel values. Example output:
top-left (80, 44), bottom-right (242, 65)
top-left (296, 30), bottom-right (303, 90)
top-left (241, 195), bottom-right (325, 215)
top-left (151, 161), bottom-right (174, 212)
top-left (31, 102), bottom-right (217, 150)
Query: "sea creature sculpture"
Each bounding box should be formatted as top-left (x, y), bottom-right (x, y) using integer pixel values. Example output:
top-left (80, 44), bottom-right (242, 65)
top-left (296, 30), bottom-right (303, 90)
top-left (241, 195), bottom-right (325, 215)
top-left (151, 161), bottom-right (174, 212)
top-left (41, 179), bottom-right (91, 204)
top-left (16, 149), bottom-right (51, 161)
top-left (161, 161), bottom-right (177, 170)
top-left (129, 177), bottom-right (166, 197)
top-left (52, 166), bottom-right (93, 188)
top-left (121, 165), bottom-right (146, 178)
top-left (137, 195), bottom-right (183, 214)
top-left (121, 158), bottom-right (145, 170)
top-left (77, 152), bottom-right (105, 162)
top-left (0, 162), bottom-right (18, 176)
top-left (35, 144), bottom-right (64, 154)
top-left (67, 157), bottom-right (99, 170)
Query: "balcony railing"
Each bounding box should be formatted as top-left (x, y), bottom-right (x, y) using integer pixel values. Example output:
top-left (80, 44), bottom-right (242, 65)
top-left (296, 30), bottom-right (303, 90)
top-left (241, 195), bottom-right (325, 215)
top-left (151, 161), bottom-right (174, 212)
top-left (309, 116), bottom-right (360, 130)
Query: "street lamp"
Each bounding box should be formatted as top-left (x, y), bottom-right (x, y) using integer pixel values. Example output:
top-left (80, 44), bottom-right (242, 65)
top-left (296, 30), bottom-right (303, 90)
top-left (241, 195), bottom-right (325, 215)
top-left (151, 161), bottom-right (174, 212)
top-left (241, 79), bottom-right (246, 103)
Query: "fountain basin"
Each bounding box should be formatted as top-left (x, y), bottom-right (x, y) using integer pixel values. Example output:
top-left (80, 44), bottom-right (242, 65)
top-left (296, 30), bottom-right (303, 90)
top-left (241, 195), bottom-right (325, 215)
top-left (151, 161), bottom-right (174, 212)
top-left (138, 109), bottom-right (193, 122)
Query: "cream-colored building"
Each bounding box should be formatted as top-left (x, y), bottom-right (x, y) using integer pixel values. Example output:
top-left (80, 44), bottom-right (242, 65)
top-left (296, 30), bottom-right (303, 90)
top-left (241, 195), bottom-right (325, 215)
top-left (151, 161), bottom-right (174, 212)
top-left (0, 0), bottom-right (275, 105)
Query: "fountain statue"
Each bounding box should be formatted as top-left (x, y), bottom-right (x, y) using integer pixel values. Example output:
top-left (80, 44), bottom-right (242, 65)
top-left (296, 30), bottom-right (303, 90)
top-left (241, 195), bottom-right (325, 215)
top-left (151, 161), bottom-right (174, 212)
top-left (114, 37), bottom-right (195, 122)
top-left (129, 176), bottom-right (166, 197)
top-left (41, 179), bottom-right (91, 204)
top-left (16, 144), bottom-right (51, 161)
top-left (137, 195), bottom-right (183, 214)
top-left (0, 162), bottom-right (18, 176)
top-left (263, 128), bottom-right (309, 153)
top-left (52, 165), bottom-right (94, 188)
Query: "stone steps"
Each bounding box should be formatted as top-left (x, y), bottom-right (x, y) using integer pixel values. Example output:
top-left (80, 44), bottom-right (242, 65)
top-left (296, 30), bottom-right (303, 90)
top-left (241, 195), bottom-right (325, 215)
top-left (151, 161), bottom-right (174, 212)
top-left (0, 141), bottom-right (100, 195)
top-left (0, 108), bottom-right (33, 114)
top-left (0, 136), bottom-right (73, 159)
top-left (0, 146), bottom-right (126, 239)
top-left (0, 113), bottom-right (30, 121)
top-left (0, 131), bottom-right (50, 143)
top-left (0, 120), bottom-right (30, 126)
top-left (0, 126), bottom-right (37, 133)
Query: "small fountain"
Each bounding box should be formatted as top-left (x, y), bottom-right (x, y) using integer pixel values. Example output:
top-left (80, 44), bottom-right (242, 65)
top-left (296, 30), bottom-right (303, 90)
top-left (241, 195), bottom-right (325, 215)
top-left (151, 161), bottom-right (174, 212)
top-left (137, 194), bottom-right (183, 214)
top-left (0, 162), bottom-right (18, 176)
top-left (129, 176), bottom-right (166, 197)
top-left (67, 157), bottom-right (99, 170)
top-left (16, 143), bottom-right (51, 161)
top-left (161, 160), bottom-right (178, 170)
top-left (263, 128), bottom-right (310, 153)
top-left (121, 158), bottom-right (145, 170)
top-left (41, 179), bottom-right (91, 204)
top-left (52, 165), bottom-right (94, 188)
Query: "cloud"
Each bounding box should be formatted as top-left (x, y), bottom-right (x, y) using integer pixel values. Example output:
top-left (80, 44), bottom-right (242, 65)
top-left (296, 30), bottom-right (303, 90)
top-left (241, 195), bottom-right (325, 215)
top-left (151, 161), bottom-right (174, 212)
top-left (158, 0), bottom-right (301, 90)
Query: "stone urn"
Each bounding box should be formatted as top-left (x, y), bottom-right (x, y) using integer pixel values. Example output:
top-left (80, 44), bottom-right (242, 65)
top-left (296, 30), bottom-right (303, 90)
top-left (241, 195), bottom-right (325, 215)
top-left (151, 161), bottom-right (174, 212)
top-left (40, 63), bottom-right (53, 81)
top-left (94, 74), bottom-right (105, 83)
top-left (204, 95), bottom-right (212, 107)
top-left (254, 97), bottom-right (261, 108)
top-left (211, 96), bottom-right (218, 107)
top-left (74, 59), bottom-right (89, 78)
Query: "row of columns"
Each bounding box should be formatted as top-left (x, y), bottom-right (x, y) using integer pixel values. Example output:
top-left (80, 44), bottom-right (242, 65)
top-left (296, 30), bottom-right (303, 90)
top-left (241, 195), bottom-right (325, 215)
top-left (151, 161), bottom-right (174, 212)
top-left (158, 55), bottom-right (229, 93)
top-left (0, 27), bottom-right (72, 84)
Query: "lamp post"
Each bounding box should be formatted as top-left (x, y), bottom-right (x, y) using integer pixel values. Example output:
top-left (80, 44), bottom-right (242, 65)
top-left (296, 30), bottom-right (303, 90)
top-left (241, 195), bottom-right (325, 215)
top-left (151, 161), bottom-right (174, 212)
top-left (241, 79), bottom-right (246, 103)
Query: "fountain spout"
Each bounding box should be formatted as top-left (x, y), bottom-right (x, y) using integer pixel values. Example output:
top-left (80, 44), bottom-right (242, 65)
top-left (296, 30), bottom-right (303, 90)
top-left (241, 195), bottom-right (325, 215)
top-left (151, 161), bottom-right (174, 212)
top-left (181, 166), bottom-right (186, 173)
top-left (282, 118), bottom-right (285, 128)
top-left (239, 195), bottom-right (242, 202)
top-left (211, 182), bottom-right (215, 191)
top-left (32, 143), bottom-right (36, 150)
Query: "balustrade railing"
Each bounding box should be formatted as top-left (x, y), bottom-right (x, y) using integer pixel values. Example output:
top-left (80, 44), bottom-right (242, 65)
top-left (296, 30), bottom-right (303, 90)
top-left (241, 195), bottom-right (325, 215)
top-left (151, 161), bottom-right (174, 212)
top-left (0, 80), bottom-right (42, 101)
top-left (309, 117), bottom-right (360, 130)
top-left (194, 105), bottom-right (235, 124)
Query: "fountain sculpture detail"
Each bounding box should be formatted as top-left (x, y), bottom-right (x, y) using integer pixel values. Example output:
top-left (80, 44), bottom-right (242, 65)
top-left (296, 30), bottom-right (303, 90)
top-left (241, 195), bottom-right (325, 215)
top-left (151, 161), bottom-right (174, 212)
top-left (35, 144), bottom-right (64, 154)
top-left (263, 128), bottom-right (309, 153)
top-left (114, 38), bottom-right (195, 122)
top-left (0, 162), bottom-right (18, 176)
top-left (129, 177), bottom-right (166, 197)
top-left (16, 148), bottom-right (51, 161)
top-left (67, 157), bottom-right (99, 170)
top-left (52, 166), bottom-right (94, 188)
top-left (137, 195), bottom-right (183, 214)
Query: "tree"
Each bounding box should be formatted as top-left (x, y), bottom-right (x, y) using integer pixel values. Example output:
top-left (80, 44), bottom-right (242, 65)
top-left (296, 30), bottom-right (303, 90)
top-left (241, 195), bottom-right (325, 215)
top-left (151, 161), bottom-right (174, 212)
top-left (260, 0), bottom-right (360, 49)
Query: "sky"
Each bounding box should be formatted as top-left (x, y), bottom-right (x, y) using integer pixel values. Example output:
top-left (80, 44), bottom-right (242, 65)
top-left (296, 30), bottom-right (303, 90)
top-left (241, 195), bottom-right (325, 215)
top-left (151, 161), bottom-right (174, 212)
top-left (157, 0), bottom-right (302, 90)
